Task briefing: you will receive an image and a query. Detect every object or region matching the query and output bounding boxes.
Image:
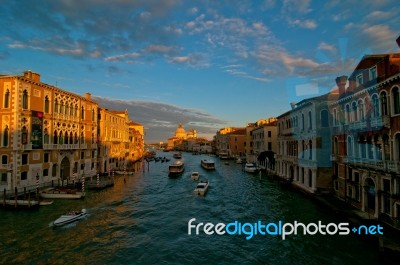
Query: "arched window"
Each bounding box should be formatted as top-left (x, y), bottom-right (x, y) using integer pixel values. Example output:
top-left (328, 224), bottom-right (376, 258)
top-left (4, 90), bottom-right (10, 108)
top-left (380, 92), bottom-right (388, 116)
top-left (21, 126), bottom-right (28, 145)
top-left (392, 87), bottom-right (400, 115)
top-left (60, 101), bottom-right (64, 114)
top-left (308, 111), bottom-right (312, 129)
top-left (347, 136), bottom-right (353, 157)
top-left (54, 100), bottom-right (58, 114)
top-left (92, 109), bottom-right (95, 121)
top-left (22, 90), bottom-right (28, 109)
top-left (65, 104), bottom-right (69, 116)
top-left (320, 109), bottom-right (329, 127)
top-left (301, 114), bottom-right (305, 130)
top-left (352, 101), bottom-right (358, 122)
top-left (69, 132), bottom-right (73, 144)
top-left (44, 96), bottom-right (49, 113)
top-left (59, 131), bottom-right (63, 144)
top-left (81, 106), bottom-right (85, 119)
top-left (43, 129), bottom-right (49, 144)
top-left (308, 140), bottom-right (312, 160)
top-left (345, 104), bottom-right (351, 124)
top-left (80, 132), bottom-right (84, 144)
top-left (3, 126), bottom-right (9, 147)
top-left (358, 99), bottom-right (364, 121)
top-left (64, 131), bottom-right (69, 144)
top-left (53, 130), bottom-right (58, 144)
top-left (371, 94), bottom-right (379, 118)
top-left (395, 133), bottom-right (400, 161)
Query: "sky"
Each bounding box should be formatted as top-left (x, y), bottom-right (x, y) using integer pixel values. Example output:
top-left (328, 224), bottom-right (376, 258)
top-left (0, 0), bottom-right (399, 143)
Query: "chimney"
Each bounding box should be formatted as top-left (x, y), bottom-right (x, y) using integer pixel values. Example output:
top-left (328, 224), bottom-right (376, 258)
top-left (23, 70), bottom-right (41, 82)
top-left (335, 75), bottom-right (348, 95)
top-left (290, 102), bottom-right (296, 109)
top-left (85, 92), bottom-right (91, 100)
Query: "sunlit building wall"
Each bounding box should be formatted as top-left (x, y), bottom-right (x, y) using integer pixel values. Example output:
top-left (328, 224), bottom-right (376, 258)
top-left (0, 71), bottom-right (98, 192)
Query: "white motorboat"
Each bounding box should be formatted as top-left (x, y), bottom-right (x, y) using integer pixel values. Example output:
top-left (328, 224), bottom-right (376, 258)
top-left (173, 152), bottom-right (182, 159)
top-left (194, 180), bottom-right (209, 196)
top-left (191, 171), bottom-right (200, 181)
top-left (244, 163), bottom-right (259, 173)
top-left (53, 209), bottom-right (87, 226)
top-left (201, 159), bottom-right (215, 170)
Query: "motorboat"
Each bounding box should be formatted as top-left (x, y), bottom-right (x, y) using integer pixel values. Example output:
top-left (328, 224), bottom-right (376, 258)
top-left (236, 157), bottom-right (245, 164)
top-left (40, 187), bottom-right (85, 199)
top-left (194, 180), bottom-right (209, 196)
top-left (191, 171), bottom-right (200, 181)
top-left (173, 152), bottom-right (182, 159)
top-left (201, 159), bottom-right (215, 170)
top-left (219, 152), bottom-right (229, 160)
top-left (168, 160), bottom-right (185, 177)
top-left (244, 163), bottom-right (259, 173)
top-left (53, 209), bottom-right (87, 226)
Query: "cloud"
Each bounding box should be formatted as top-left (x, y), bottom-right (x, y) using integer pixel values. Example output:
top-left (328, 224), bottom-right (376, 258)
top-left (288, 19), bottom-right (317, 29)
top-left (92, 96), bottom-right (227, 142)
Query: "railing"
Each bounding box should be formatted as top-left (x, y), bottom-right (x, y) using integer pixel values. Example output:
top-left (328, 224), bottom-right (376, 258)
top-left (343, 157), bottom-right (400, 173)
top-left (22, 143), bottom-right (32, 150)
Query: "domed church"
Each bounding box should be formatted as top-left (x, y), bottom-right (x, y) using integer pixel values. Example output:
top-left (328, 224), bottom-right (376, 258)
top-left (167, 123), bottom-right (197, 150)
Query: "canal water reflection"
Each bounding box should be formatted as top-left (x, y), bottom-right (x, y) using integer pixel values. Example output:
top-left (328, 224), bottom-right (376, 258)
top-left (0, 152), bottom-right (386, 264)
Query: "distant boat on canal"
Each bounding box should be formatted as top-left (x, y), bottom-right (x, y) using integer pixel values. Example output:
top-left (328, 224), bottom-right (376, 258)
top-left (168, 160), bottom-right (185, 177)
top-left (201, 159), bottom-right (216, 170)
top-left (40, 188), bottom-right (85, 199)
top-left (173, 152), bottom-right (182, 159)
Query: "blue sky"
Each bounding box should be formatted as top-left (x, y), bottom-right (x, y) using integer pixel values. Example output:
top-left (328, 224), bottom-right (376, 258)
top-left (1, 0), bottom-right (399, 142)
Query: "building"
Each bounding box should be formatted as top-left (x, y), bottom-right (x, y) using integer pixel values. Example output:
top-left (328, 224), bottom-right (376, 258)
top-left (276, 92), bottom-right (335, 194)
top-left (251, 117), bottom-right (278, 171)
top-left (0, 71), bottom-right (98, 192)
top-left (215, 127), bottom-right (246, 158)
top-left (330, 53), bottom-right (400, 221)
top-left (97, 109), bottom-right (144, 173)
top-left (167, 123), bottom-right (197, 151)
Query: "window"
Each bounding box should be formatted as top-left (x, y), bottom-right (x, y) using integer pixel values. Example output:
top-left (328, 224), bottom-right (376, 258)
top-left (308, 140), bottom-right (312, 160)
top-left (333, 108), bottom-right (337, 126)
top-left (308, 111), bottom-right (312, 129)
top-left (392, 87), bottom-right (400, 115)
top-left (44, 96), bottom-right (49, 113)
top-left (352, 101), bottom-right (358, 122)
top-left (308, 170), bottom-right (312, 187)
top-left (81, 152), bottom-right (84, 159)
top-left (44, 153), bottom-right (49, 163)
top-left (1, 173), bottom-right (6, 182)
top-left (21, 172), bottom-right (27, 180)
top-left (268, 142), bottom-right (272, 150)
top-left (1, 155), bottom-right (7, 164)
top-left (268, 131), bottom-right (271, 137)
top-left (22, 90), bottom-right (28, 109)
top-left (371, 94), bottom-right (379, 117)
top-left (301, 114), bottom-right (304, 130)
top-left (356, 74), bottom-right (363, 86)
top-left (4, 90), bottom-right (10, 108)
top-left (53, 130), bottom-right (58, 144)
top-left (358, 99), bottom-right (364, 121)
top-left (3, 126), bottom-right (9, 147)
top-left (43, 169), bottom-right (49, 177)
top-left (81, 106), bottom-right (85, 119)
top-left (92, 109), bottom-right (95, 121)
top-left (52, 164), bottom-right (57, 177)
top-left (345, 104), bottom-right (351, 124)
top-left (54, 100), bottom-right (58, 113)
top-left (380, 92), bottom-right (388, 116)
top-left (22, 154), bottom-right (28, 165)
top-left (370, 66), bottom-right (377, 81)
top-left (320, 109), bottom-right (329, 127)
top-left (21, 126), bottom-right (28, 145)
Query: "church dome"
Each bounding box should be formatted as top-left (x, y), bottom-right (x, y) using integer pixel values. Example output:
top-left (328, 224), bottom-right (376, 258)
top-left (175, 123), bottom-right (186, 139)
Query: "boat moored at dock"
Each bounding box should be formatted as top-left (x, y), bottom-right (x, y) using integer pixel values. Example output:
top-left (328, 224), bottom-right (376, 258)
top-left (40, 188), bottom-right (85, 199)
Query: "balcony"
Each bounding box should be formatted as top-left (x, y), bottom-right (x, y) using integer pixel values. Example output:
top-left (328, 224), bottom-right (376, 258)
top-left (343, 157), bottom-right (400, 173)
top-left (22, 143), bottom-right (32, 150)
top-left (370, 115), bottom-right (390, 129)
top-left (348, 120), bottom-right (367, 131)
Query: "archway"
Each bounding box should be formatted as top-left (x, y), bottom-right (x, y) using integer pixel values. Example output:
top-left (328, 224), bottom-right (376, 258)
top-left (364, 178), bottom-right (376, 214)
top-left (60, 156), bottom-right (71, 181)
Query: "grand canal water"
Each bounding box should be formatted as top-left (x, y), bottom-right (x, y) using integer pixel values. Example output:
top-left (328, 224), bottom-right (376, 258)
top-left (0, 152), bottom-right (388, 264)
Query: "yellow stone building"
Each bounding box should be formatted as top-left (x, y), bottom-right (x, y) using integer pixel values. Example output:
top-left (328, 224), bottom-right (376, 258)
top-left (0, 71), bottom-right (98, 192)
top-left (0, 71), bottom-right (145, 193)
